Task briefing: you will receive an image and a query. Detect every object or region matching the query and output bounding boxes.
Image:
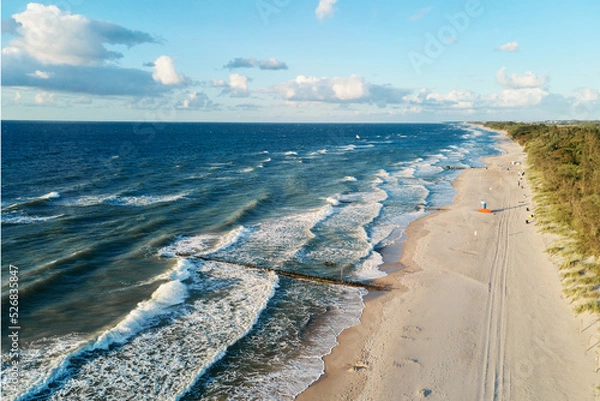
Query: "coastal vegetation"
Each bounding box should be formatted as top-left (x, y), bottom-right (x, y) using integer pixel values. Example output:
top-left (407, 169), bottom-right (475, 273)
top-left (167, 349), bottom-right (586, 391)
top-left (485, 122), bottom-right (600, 314)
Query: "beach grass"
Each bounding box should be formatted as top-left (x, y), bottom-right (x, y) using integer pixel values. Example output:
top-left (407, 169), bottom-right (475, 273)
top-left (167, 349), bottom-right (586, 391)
top-left (485, 122), bottom-right (600, 315)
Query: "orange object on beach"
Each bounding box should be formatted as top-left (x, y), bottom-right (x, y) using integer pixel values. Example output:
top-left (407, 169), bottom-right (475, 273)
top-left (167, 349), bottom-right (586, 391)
top-left (478, 208), bottom-right (493, 214)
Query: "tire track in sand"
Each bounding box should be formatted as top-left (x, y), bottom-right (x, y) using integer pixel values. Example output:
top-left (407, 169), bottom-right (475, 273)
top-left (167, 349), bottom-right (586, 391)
top-left (478, 184), bottom-right (513, 401)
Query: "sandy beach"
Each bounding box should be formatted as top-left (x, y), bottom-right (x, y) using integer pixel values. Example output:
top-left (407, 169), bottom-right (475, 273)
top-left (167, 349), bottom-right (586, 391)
top-left (298, 128), bottom-right (598, 400)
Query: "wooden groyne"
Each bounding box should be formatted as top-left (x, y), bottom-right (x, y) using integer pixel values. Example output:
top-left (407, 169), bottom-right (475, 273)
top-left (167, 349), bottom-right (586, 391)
top-left (175, 254), bottom-right (391, 292)
top-left (416, 206), bottom-right (448, 211)
top-left (445, 165), bottom-right (486, 170)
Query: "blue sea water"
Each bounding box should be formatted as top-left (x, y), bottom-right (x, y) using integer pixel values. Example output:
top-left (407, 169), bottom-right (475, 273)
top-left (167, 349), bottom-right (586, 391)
top-left (1, 121), bottom-right (499, 400)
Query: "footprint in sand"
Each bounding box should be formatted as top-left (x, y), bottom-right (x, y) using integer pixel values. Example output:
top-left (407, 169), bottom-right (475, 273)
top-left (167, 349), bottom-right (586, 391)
top-left (402, 325), bottom-right (423, 339)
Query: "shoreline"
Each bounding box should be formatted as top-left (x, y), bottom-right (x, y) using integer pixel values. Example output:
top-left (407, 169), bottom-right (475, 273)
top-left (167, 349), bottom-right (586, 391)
top-left (298, 126), bottom-right (598, 400)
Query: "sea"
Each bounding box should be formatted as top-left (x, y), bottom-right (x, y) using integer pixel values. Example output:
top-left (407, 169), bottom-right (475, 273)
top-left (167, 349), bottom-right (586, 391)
top-left (1, 121), bottom-right (499, 400)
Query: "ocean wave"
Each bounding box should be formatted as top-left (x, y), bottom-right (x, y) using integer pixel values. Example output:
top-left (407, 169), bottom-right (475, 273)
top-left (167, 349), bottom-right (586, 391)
top-left (308, 149), bottom-right (327, 156)
top-left (354, 251), bottom-right (386, 280)
top-left (1, 334), bottom-right (89, 401)
top-left (1, 212), bottom-right (63, 225)
top-left (200, 284), bottom-right (365, 400)
top-left (2, 191), bottom-right (61, 211)
top-left (342, 176), bottom-right (357, 182)
top-left (337, 144), bottom-right (356, 152)
top-left (39, 191), bottom-right (61, 200)
top-left (375, 169), bottom-right (392, 181)
top-left (59, 192), bottom-right (188, 207)
top-left (104, 193), bottom-right (188, 207)
top-left (94, 276), bottom-right (189, 350)
top-left (6, 260), bottom-right (279, 401)
top-left (210, 205), bottom-right (335, 267)
top-left (159, 225), bottom-right (248, 258)
top-left (397, 167), bottom-right (416, 178)
top-left (223, 195), bottom-right (270, 225)
top-left (324, 196), bottom-right (340, 206)
top-left (297, 192), bottom-right (385, 270)
top-left (61, 195), bottom-right (114, 207)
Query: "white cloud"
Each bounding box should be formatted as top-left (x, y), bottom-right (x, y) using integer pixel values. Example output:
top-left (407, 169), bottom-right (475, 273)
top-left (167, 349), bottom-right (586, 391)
top-left (489, 88), bottom-right (549, 107)
top-left (425, 89), bottom-right (479, 109)
top-left (573, 88), bottom-right (599, 103)
top-left (27, 70), bottom-right (51, 79)
top-left (272, 74), bottom-right (408, 107)
top-left (499, 41), bottom-right (519, 52)
top-left (495, 67), bottom-right (547, 89)
top-left (258, 58), bottom-right (288, 70)
top-left (211, 79), bottom-right (228, 87)
top-left (224, 57), bottom-right (288, 70)
top-left (1, 4), bottom-right (187, 97)
top-left (181, 91), bottom-right (212, 109)
top-left (331, 75), bottom-right (368, 100)
top-left (569, 88), bottom-right (600, 120)
top-left (152, 56), bottom-right (184, 85)
top-left (34, 91), bottom-right (55, 104)
top-left (229, 73), bottom-right (250, 97)
top-left (211, 74), bottom-right (250, 97)
top-left (409, 6), bottom-right (433, 22)
top-left (402, 88), bottom-right (480, 113)
top-left (14, 91), bottom-right (22, 103)
top-left (316, 0), bottom-right (338, 21)
top-left (6, 3), bottom-right (156, 66)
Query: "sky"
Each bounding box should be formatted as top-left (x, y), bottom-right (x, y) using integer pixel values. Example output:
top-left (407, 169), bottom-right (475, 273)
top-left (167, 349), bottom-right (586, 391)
top-left (1, 0), bottom-right (599, 122)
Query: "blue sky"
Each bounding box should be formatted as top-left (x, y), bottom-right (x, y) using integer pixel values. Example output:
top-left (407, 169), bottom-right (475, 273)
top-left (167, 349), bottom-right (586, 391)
top-left (2, 0), bottom-right (599, 121)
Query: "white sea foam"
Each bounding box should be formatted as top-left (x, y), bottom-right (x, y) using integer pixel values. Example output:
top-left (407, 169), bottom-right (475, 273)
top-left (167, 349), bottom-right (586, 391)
top-left (211, 205), bottom-right (335, 268)
top-left (94, 279), bottom-right (189, 350)
top-left (105, 193), bottom-right (188, 207)
top-left (40, 261), bottom-right (279, 401)
top-left (342, 176), bottom-right (357, 182)
top-left (39, 191), bottom-right (61, 200)
top-left (1, 334), bottom-right (89, 401)
top-left (62, 193), bottom-right (188, 206)
top-left (308, 149), bottom-right (327, 156)
top-left (2, 191), bottom-right (62, 211)
top-left (324, 196), bottom-right (340, 206)
top-left (208, 285), bottom-right (365, 401)
top-left (414, 162), bottom-right (444, 177)
top-left (10, 247), bottom-right (277, 400)
top-left (1, 212), bottom-right (63, 225)
top-left (299, 192), bottom-right (385, 269)
top-left (159, 225), bottom-right (248, 258)
top-left (338, 144), bottom-right (356, 152)
top-left (354, 251), bottom-right (386, 280)
top-left (376, 169), bottom-right (391, 179)
top-left (398, 167), bottom-right (416, 178)
top-left (62, 195), bottom-right (114, 207)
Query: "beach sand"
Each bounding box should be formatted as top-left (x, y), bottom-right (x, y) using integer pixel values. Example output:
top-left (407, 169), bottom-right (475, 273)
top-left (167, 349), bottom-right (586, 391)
top-left (298, 129), bottom-right (598, 400)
